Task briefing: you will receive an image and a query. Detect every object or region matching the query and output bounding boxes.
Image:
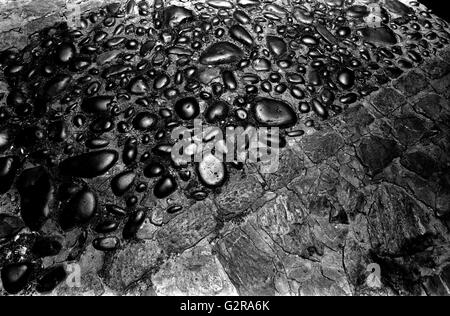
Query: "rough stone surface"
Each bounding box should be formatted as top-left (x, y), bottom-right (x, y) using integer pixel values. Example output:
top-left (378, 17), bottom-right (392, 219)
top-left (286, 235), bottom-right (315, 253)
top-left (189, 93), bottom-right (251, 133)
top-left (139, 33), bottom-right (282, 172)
top-left (357, 136), bottom-right (401, 176)
top-left (371, 88), bottom-right (407, 115)
top-left (152, 241), bottom-right (238, 296)
top-left (393, 70), bottom-right (429, 96)
top-left (214, 170), bottom-right (264, 219)
top-left (301, 132), bottom-right (345, 164)
top-left (155, 199), bottom-right (218, 253)
top-left (421, 58), bottom-right (450, 80)
top-left (102, 240), bottom-right (163, 291)
top-left (367, 183), bottom-right (444, 256)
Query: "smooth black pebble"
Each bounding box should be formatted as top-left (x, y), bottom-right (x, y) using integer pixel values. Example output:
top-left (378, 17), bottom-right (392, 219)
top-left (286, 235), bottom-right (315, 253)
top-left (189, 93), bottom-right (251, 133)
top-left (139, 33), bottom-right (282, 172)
top-left (1, 263), bottom-right (33, 294)
top-left (123, 210), bottom-right (146, 239)
top-left (111, 171), bottom-right (136, 197)
top-left (61, 188), bottom-right (97, 230)
top-left (60, 150), bottom-right (119, 178)
top-left (16, 167), bottom-right (53, 231)
top-left (154, 175), bottom-right (177, 199)
top-left (174, 97), bottom-right (200, 120)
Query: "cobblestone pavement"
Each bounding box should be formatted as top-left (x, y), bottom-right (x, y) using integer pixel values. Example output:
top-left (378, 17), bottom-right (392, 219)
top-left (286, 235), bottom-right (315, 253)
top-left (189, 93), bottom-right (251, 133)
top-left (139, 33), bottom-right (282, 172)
top-left (0, 0), bottom-right (450, 296)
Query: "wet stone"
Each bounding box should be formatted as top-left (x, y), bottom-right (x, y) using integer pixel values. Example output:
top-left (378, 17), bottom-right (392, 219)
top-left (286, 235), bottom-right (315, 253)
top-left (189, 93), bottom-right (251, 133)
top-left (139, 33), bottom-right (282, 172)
top-left (205, 101), bottom-right (229, 123)
top-left (301, 132), bottom-right (344, 164)
top-left (61, 188), bottom-right (97, 230)
top-left (264, 149), bottom-right (304, 190)
top-left (123, 210), bottom-right (146, 239)
top-left (337, 68), bottom-right (355, 89)
top-left (123, 139), bottom-right (138, 165)
top-left (56, 42), bottom-right (76, 63)
top-left (222, 70), bottom-right (237, 90)
top-left (93, 236), bottom-right (120, 251)
top-left (393, 70), bottom-right (429, 96)
top-left (1, 263), bottom-right (33, 294)
top-left (230, 25), bottom-right (254, 47)
top-left (339, 93), bottom-right (358, 104)
top-left (106, 204), bottom-right (127, 217)
top-left (253, 58), bottom-right (271, 72)
top-left (0, 0), bottom-right (447, 296)
top-left (400, 151), bottom-right (439, 179)
top-left (60, 150), bottom-right (119, 179)
top-left (0, 214), bottom-right (24, 239)
top-left (163, 6), bottom-right (194, 28)
top-left (199, 42), bottom-right (244, 66)
top-left (237, 0), bottom-right (260, 7)
top-left (359, 27), bottom-right (398, 45)
top-left (133, 112), bottom-right (157, 130)
top-left (156, 199), bottom-right (217, 253)
top-left (95, 220), bottom-right (119, 234)
top-left (140, 40), bottom-right (156, 56)
top-left (431, 72), bottom-right (450, 99)
top-left (167, 205), bottom-right (183, 214)
top-left (423, 275), bottom-right (449, 296)
top-left (174, 97), bottom-right (200, 120)
top-left (312, 99), bottom-right (329, 119)
top-left (154, 74), bottom-right (170, 90)
top-left (154, 175), bottom-right (178, 199)
top-left (308, 70), bottom-right (322, 86)
top-left (367, 183), bottom-right (437, 256)
top-left (301, 35), bottom-right (319, 46)
top-left (44, 74), bottom-right (72, 98)
top-left (198, 154), bottom-right (227, 188)
top-left (266, 36), bottom-right (287, 57)
top-left (129, 77), bottom-right (149, 95)
top-left (384, 0), bottom-right (413, 16)
top-left (293, 8), bottom-right (313, 24)
top-left (316, 24), bottom-right (338, 45)
top-left (412, 93), bottom-right (446, 120)
top-left (111, 171), bottom-right (136, 197)
top-left (233, 10), bottom-right (251, 24)
top-left (372, 87), bottom-right (406, 115)
top-left (357, 136), bottom-right (401, 176)
top-left (336, 25), bottom-right (351, 37)
top-left (342, 104), bottom-right (375, 131)
top-left (0, 156), bottom-right (19, 194)
top-left (17, 167), bottom-right (53, 231)
top-left (207, 0), bottom-right (234, 9)
top-left (252, 98), bottom-right (297, 128)
top-left (144, 161), bottom-right (165, 178)
top-left (81, 96), bottom-right (114, 114)
top-left (286, 73), bottom-right (304, 84)
top-left (422, 58), bottom-right (450, 80)
top-left (347, 5), bottom-right (369, 19)
top-left (32, 237), bottom-right (63, 257)
top-left (394, 116), bottom-right (428, 147)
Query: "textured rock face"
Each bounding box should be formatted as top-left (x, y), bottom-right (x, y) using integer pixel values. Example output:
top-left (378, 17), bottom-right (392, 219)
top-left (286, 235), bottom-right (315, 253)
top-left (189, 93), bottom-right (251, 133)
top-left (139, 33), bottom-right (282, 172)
top-left (301, 131), bottom-right (345, 164)
top-left (155, 199), bottom-right (218, 253)
top-left (368, 184), bottom-right (444, 256)
top-left (1, 0), bottom-right (450, 297)
top-left (152, 241), bottom-right (238, 296)
top-left (0, 0), bottom-right (119, 50)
